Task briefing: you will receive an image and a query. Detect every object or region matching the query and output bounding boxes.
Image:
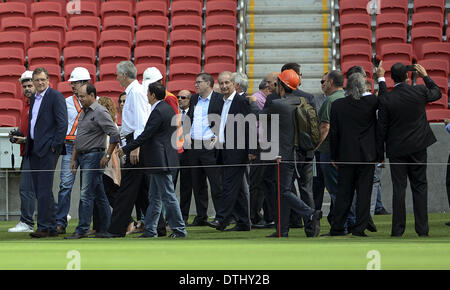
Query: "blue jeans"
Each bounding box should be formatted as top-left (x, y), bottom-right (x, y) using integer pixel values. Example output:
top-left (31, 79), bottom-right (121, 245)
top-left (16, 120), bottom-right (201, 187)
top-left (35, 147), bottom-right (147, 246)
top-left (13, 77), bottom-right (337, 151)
top-left (19, 156), bottom-right (36, 227)
top-left (75, 151), bottom-right (111, 235)
top-left (373, 165), bottom-right (385, 212)
top-left (143, 173), bottom-right (186, 237)
top-left (56, 144), bottom-right (79, 228)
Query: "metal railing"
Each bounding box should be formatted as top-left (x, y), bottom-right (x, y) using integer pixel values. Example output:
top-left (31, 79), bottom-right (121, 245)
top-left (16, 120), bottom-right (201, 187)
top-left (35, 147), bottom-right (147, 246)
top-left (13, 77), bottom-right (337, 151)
top-left (330, 0), bottom-right (337, 70)
top-left (237, 0), bottom-right (247, 73)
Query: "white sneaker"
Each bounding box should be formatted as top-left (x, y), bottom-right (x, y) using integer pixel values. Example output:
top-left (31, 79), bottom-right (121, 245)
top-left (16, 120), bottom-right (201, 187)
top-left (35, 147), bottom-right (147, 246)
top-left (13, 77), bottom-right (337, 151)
top-left (67, 215), bottom-right (71, 222)
top-left (8, 222), bottom-right (34, 233)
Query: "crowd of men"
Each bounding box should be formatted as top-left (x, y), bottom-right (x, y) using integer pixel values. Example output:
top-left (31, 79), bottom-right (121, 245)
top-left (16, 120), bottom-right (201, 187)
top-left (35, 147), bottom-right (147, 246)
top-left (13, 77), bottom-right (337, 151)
top-left (6, 58), bottom-right (449, 239)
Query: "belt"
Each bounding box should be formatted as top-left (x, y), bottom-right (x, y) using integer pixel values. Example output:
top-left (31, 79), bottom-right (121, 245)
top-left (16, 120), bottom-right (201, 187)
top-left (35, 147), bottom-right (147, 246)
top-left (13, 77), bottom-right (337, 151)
top-left (77, 148), bottom-right (104, 155)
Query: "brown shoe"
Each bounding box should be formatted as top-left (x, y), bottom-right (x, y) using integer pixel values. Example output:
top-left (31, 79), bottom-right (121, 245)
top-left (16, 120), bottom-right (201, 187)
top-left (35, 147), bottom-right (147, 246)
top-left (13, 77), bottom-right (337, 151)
top-left (56, 225), bottom-right (66, 234)
top-left (30, 230), bottom-right (58, 238)
top-left (125, 222), bottom-right (136, 235)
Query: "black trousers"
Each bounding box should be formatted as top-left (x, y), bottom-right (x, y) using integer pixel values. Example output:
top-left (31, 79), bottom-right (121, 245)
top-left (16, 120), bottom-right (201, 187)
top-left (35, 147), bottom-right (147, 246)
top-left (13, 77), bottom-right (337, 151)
top-left (93, 175), bottom-right (119, 231)
top-left (390, 149), bottom-right (429, 236)
top-left (313, 151), bottom-right (326, 210)
top-left (331, 164), bottom-right (375, 235)
top-left (190, 146), bottom-right (223, 221)
top-left (249, 155), bottom-right (267, 224)
top-left (446, 153), bottom-right (450, 209)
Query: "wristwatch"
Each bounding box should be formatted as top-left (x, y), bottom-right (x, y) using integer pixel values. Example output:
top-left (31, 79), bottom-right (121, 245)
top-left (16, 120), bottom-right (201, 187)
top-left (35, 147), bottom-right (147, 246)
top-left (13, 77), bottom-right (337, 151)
top-left (106, 154), bottom-right (111, 159)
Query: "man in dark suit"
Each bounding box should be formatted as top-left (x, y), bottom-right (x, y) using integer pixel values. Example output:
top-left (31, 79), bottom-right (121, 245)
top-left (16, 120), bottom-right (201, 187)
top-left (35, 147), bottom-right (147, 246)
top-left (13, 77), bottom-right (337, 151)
top-left (119, 82), bottom-right (187, 238)
top-left (376, 61), bottom-right (442, 237)
top-left (185, 72), bottom-right (224, 225)
top-left (326, 73), bottom-right (383, 237)
top-left (208, 71), bottom-right (252, 231)
top-left (249, 69), bottom-right (322, 237)
top-left (27, 67), bottom-right (68, 238)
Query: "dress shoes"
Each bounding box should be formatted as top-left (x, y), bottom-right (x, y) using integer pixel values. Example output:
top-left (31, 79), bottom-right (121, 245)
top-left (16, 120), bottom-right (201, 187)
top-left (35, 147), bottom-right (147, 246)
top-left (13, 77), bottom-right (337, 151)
top-left (64, 233), bottom-right (89, 240)
top-left (310, 210), bottom-right (323, 237)
top-left (225, 225), bottom-right (250, 232)
top-left (366, 219), bottom-right (378, 232)
top-left (95, 232), bottom-right (125, 238)
top-left (136, 234), bottom-right (157, 238)
top-left (320, 231), bottom-right (347, 237)
top-left (266, 232), bottom-right (288, 238)
top-left (375, 207), bottom-right (390, 215)
top-left (56, 225), bottom-right (66, 235)
top-left (169, 233), bottom-right (186, 239)
top-left (352, 231), bottom-right (368, 237)
top-left (207, 219), bottom-right (220, 228)
top-left (30, 230), bottom-right (58, 238)
top-left (187, 218), bottom-right (208, 227)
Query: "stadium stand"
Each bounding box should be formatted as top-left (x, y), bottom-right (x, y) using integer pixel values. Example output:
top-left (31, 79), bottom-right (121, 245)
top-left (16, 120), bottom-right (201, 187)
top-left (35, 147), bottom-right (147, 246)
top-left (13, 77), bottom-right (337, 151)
top-left (95, 80), bottom-right (125, 101)
top-left (1, 16), bottom-right (32, 36)
top-left (0, 31), bottom-right (27, 51)
top-left (0, 65), bottom-right (25, 84)
top-left (379, 0), bottom-right (409, 14)
top-left (99, 63), bottom-right (120, 81)
top-left (339, 13), bottom-right (371, 30)
top-left (0, 2), bottom-right (28, 20)
top-left (27, 47), bottom-right (61, 67)
top-left (100, 30), bottom-right (133, 48)
top-left (169, 63), bottom-right (202, 82)
top-left (134, 46), bottom-right (166, 65)
top-left (411, 27), bottom-right (444, 60)
top-left (30, 2), bottom-right (63, 25)
top-left (413, 0), bottom-right (445, 15)
top-left (171, 1), bottom-right (203, 17)
top-left (378, 43), bottom-right (413, 63)
top-left (64, 30), bottom-right (98, 50)
top-left (136, 15), bottom-right (169, 33)
top-left (338, 0), bottom-right (368, 17)
top-left (0, 47), bottom-right (24, 66)
top-left (376, 13), bottom-right (408, 30)
top-left (375, 27), bottom-right (407, 57)
top-left (205, 45), bottom-right (237, 65)
top-left (65, 1), bottom-right (99, 18)
top-left (205, 29), bottom-right (236, 47)
top-left (421, 42), bottom-right (450, 69)
top-left (135, 30), bottom-right (167, 48)
top-left (0, 98), bottom-right (23, 127)
top-left (169, 46), bottom-right (202, 65)
top-left (0, 82), bottom-right (19, 99)
top-left (30, 31), bottom-right (62, 51)
top-left (340, 44), bottom-right (373, 64)
top-left (170, 29), bottom-right (202, 47)
top-left (100, 1), bottom-right (133, 18)
top-left (205, 15), bottom-right (237, 31)
top-left (34, 16), bottom-right (67, 44)
top-left (206, 1), bottom-right (238, 17)
top-left (135, 1), bottom-right (168, 18)
top-left (99, 46), bottom-right (131, 65)
top-left (68, 16), bottom-right (101, 40)
top-left (172, 15), bottom-right (203, 32)
top-left (62, 46), bottom-right (96, 67)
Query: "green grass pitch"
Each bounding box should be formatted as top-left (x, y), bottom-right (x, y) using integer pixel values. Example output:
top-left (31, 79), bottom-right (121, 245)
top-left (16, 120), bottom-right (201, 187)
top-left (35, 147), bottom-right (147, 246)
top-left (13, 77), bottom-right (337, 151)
top-left (1, 213), bottom-right (450, 270)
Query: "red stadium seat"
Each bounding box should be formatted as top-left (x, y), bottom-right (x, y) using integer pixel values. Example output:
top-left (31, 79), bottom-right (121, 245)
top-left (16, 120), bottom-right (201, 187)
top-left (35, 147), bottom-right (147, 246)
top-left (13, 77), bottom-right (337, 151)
top-left (30, 31), bottom-right (62, 50)
top-left (421, 42), bottom-right (450, 70)
top-left (134, 46), bottom-right (166, 65)
top-left (340, 44), bottom-right (372, 64)
top-left (0, 65), bottom-right (25, 84)
top-left (171, 1), bottom-right (203, 17)
top-left (0, 2), bottom-right (28, 20)
top-left (30, 2), bottom-right (63, 25)
top-left (0, 31), bottom-right (27, 51)
top-left (205, 29), bottom-right (236, 47)
top-left (141, 0), bottom-right (169, 5)
top-left (27, 47), bottom-right (60, 66)
top-left (38, 0), bottom-right (69, 16)
top-left (64, 30), bottom-right (97, 49)
top-left (206, 15), bottom-right (236, 31)
top-left (380, 0), bottom-right (408, 14)
top-left (34, 16), bottom-right (67, 44)
top-left (66, 1), bottom-right (98, 18)
top-left (170, 29), bottom-right (202, 47)
top-left (63, 46), bottom-right (96, 66)
top-left (99, 46), bottom-right (131, 65)
top-left (172, 15), bottom-right (203, 32)
top-left (169, 45), bottom-right (201, 65)
top-left (0, 47), bottom-right (24, 66)
top-left (375, 27), bottom-right (407, 57)
top-left (169, 63), bottom-right (201, 81)
top-left (103, 16), bottom-right (135, 34)
top-left (204, 63), bottom-right (236, 79)
top-left (339, 0), bottom-right (369, 17)
top-left (100, 1), bottom-right (132, 18)
top-left (95, 80), bottom-right (126, 99)
top-left (0, 82), bottom-right (19, 99)
top-left (376, 13), bottom-right (408, 30)
top-left (136, 63), bottom-right (167, 84)
top-left (378, 43), bottom-right (413, 63)
top-left (426, 109), bottom-right (450, 122)
top-left (64, 63), bottom-right (97, 83)
top-left (107, 0), bottom-right (136, 12)
top-left (339, 13), bottom-right (371, 30)
top-left (99, 63), bottom-right (119, 81)
top-left (135, 30), bottom-right (167, 48)
top-left (100, 30), bottom-right (133, 48)
top-left (417, 59), bottom-right (449, 79)
top-left (412, 12), bottom-right (444, 30)
top-left (0, 115), bottom-right (19, 127)
top-left (166, 80), bottom-right (196, 95)
top-left (411, 27), bottom-right (443, 60)
top-left (413, 0), bottom-right (445, 15)
top-left (0, 98), bottom-right (23, 125)
top-left (205, 45), bottom-right (236, 65)
top-left (135, 1), bottom-right (168, 17)
top-left (341, 61), bottom-right (374, 78)
top-left (29, 64), bottom-right (61, 89)
top-left (1, 16), bottom-right (32, 35)
top-left (68, 16), bottom-right (101, 40)
top-left (341, 28), bottom-right (372, 48)
top-left (56, 81), bottom-right (73, 98)
top-left (206, 1), bottom-right (237, 17)
top-left (136, 15), bottom-right (169, 33)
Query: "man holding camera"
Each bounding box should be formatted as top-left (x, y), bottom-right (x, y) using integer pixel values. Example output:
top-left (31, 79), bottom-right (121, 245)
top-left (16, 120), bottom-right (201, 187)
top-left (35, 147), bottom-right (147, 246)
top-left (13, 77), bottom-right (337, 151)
top-left (8, 71), bottom-right (36, 233)
top-left (376, 61), bottom-right (442, 237)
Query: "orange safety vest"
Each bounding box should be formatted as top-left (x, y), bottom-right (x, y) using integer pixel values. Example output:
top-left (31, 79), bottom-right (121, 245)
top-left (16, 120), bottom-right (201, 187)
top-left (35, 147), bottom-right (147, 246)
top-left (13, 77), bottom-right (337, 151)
top-left (65, 96), bottom-right (82, 141)
top-left (165, 91), bottom-right (184, 153)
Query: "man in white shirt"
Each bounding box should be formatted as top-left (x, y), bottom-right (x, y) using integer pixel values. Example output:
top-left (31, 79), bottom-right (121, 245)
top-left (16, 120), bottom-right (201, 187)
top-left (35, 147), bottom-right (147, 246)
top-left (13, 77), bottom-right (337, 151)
top-left (55, 67), bottom-right (91, 234)
top-left (98, 61), bottom-right (166, 238)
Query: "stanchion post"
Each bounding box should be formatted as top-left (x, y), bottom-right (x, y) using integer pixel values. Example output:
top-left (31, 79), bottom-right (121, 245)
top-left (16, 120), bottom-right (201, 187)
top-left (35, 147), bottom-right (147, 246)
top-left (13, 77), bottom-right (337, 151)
top-left (276, 156), bottom-right (281, 238)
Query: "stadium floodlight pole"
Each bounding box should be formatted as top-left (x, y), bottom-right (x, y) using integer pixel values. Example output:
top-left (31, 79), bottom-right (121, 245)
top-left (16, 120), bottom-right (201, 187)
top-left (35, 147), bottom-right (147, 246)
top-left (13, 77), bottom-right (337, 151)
top-left (277, 156), bottom-right (282, 238)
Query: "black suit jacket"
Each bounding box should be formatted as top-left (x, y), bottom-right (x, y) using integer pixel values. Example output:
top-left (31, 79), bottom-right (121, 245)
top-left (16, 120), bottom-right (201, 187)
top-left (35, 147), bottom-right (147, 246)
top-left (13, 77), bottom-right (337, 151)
top-left (330, 94), bottom-right (382, 163)
top-left (187, 91), bottom-right (224, 140)
top-left (122, 101), bottom-right (179, 174)
top-left (376, 77), bottom-right (442, 158)
top-left (26, 87), bottom-right (68, 158)
top-left (222, 93), bottom-right (252, 165)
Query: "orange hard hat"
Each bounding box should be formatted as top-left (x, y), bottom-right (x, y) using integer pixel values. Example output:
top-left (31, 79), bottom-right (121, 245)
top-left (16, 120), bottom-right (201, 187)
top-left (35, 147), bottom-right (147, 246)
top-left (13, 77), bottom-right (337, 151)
top-left (277, 69), bottom-right (299, 90)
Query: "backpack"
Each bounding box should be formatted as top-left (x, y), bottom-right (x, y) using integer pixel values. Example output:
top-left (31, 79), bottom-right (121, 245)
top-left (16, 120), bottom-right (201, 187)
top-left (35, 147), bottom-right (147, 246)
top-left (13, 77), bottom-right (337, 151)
top-left (293, 97), bottom-right (320, 156)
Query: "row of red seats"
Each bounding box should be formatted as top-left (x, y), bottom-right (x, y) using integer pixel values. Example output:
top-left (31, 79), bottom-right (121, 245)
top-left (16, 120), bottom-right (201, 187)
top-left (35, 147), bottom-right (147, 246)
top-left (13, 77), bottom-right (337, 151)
top-left (339, 0), bottom-right (445, 17)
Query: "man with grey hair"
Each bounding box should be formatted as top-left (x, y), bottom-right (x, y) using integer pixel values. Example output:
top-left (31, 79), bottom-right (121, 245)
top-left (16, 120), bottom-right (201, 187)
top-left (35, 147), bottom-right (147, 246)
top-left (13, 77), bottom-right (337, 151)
top-left (231, 72), bottom-right (249, 97)
top-left (97, 61), bottom-right (164, 238)
top-left (325, 73), bottom-right (382, 236)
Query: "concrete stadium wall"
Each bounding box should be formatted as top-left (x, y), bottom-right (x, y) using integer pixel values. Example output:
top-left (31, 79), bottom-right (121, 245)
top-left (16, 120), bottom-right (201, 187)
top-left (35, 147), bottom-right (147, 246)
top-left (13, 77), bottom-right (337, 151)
top-left (0, 124), bottom-right (449, 221)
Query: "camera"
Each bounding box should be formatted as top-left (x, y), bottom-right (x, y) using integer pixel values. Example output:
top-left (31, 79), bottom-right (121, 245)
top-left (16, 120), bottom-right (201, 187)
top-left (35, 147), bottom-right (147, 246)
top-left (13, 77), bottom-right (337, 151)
top-left (9, 129), bottom-right (24, 143)
top-left (405, 65), bottom-right (416, 72)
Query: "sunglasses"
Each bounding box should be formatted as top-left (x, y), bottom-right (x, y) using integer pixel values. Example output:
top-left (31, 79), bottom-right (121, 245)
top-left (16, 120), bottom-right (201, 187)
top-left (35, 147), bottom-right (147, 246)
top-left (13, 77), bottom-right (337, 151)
top-left (118, 100), bottom-right (125, 104)
top-left (320, 80), bottom-right (326, 84)
top-left (177, 96), bottom-right (188, 100)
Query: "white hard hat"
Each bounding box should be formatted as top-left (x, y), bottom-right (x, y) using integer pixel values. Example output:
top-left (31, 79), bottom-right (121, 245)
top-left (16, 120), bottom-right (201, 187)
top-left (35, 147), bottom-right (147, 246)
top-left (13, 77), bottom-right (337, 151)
top-left (19, 70), bottom-right (33, 83)
top-left (143, 67), bottom-right (163, 84)
top-left (68, 67), bottom-right (91, 82)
